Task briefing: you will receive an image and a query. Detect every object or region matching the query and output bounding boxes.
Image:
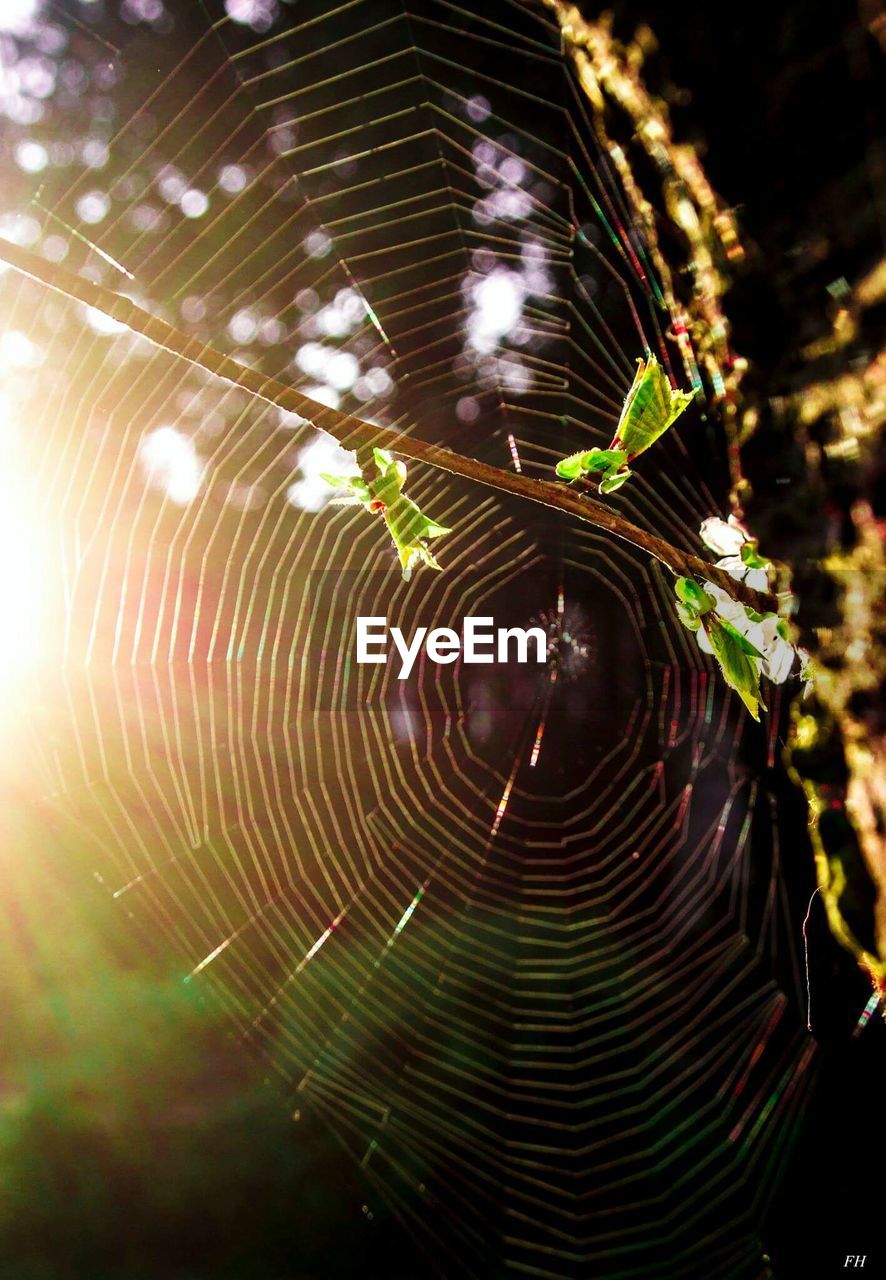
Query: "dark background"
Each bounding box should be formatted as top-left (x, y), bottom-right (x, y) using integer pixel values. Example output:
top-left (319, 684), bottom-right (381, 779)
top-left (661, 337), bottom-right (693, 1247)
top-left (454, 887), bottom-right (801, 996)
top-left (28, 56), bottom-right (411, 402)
top-left (609, 6), bottom-right (885, 1278)
top-left (616, 5), bottom-right (884, 1274)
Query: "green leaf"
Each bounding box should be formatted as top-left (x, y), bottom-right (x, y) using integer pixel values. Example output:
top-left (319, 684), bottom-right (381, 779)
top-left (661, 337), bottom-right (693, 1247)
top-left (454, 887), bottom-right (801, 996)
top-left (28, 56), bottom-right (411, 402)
top-left (599, 468), bottom-right (631, 494)
top-left (320, 472), bottom-right (370, 500)
top-left (719, 616), bottom-right (765, 659)
top-left (614, 354), bottom-right (696, 456)
top-left (384, 493), bottom-right (450, 575)
top-left (674, 577), bottom-right (715, 615)
top-left (322, 452), bottom-right (450, 581)
top-left (740, 541), bottom-right (771, 570)
top-left (555, 451), bottom-right (595, 480)
top-left (676, 603), bottom-right (701, 631)
top-left (584, 448), bottom-right (628, 473)
top-left (704, 617), bottom-right (765, 720)
top-left (555, 448), bottom-right (628, 481)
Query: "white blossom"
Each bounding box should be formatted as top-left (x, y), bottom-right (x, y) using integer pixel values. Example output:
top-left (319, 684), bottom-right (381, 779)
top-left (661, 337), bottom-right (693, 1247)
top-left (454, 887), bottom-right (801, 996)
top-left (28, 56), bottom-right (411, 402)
top-left (700, 583), bottom-right (798, 685)
top-left (757, 616), bottom-right (795, 684)
top-left (695, 625), bottom-right (714, 656)
top-left (714, 554), bottom-right (770, 592)
top-left (702, 583), bottom-right (754, 630)
top-left (699, 514), bottom-right (750, 558)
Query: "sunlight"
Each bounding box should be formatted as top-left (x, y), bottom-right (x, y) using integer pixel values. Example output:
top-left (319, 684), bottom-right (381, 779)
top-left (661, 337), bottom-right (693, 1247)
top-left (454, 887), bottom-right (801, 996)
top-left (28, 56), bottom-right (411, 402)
top-left (0, 0), bottom-right (41, 36)
top-left (139, 425), bottom-right (203, 504)
top-left (0, 388), bottom-right (46, 697)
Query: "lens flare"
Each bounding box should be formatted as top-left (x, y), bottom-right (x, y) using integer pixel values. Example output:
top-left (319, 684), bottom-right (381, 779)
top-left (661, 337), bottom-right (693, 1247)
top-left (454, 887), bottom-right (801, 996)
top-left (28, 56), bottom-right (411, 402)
top-left (0, 389), bottom-right (46, 700)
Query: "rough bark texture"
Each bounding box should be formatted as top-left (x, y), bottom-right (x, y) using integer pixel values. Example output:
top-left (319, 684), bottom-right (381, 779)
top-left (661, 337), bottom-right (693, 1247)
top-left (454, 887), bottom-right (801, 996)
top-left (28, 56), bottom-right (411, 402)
top-left (545, 1), bottom-right (885, 987)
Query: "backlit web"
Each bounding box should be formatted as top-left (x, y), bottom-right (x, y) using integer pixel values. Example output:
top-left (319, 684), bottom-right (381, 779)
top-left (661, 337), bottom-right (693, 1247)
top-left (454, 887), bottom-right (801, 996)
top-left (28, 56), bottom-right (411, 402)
top-left (2, 2), bottom-right (816, 1276)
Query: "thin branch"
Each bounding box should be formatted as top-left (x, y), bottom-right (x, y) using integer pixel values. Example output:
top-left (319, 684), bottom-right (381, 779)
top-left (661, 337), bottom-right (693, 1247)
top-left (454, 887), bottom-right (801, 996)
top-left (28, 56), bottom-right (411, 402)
top-left (0, 238), bottom-right (778, 612)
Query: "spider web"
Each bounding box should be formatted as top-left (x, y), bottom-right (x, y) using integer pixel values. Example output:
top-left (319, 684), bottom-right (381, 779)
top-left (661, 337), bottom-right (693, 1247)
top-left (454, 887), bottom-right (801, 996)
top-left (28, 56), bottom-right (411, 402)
top-left (2, 2), bottom-right (817, 1276)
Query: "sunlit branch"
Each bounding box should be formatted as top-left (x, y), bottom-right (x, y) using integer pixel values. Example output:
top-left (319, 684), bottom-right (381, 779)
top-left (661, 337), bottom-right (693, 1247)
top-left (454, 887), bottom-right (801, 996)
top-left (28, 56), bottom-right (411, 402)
top-left (0, 238), bottom-right (778, 612)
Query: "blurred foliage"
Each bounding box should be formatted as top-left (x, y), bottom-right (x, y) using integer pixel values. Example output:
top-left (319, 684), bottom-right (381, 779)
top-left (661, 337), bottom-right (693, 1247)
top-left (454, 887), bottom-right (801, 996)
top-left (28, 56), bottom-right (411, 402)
top-left (554, 0), bottom-right (885, 983)
top-left (0, 800), bottom-right (422, 1280)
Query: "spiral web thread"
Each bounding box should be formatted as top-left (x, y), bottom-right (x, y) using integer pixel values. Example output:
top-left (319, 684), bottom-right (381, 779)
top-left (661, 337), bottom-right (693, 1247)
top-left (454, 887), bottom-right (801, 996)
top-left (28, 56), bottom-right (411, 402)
top-left (2, 2), bottom-right (816, 1276)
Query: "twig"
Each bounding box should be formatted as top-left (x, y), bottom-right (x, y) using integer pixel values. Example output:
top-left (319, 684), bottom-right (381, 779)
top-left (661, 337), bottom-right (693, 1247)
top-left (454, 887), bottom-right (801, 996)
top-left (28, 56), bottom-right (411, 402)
top-left (0, 238), bottom-right (778, 612)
